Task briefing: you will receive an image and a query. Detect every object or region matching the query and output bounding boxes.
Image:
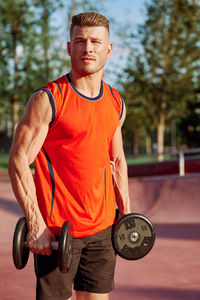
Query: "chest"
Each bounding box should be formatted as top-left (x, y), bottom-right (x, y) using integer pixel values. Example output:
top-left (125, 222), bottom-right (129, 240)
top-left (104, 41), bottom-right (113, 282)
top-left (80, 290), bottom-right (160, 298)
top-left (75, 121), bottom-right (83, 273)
top-left (55, 94), bottom-right (119, 144)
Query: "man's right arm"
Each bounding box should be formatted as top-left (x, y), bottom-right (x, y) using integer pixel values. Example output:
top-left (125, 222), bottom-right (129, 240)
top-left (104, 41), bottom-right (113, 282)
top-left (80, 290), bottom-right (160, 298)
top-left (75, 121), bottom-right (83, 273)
top-left (8, 90), bottom-right (54, 256)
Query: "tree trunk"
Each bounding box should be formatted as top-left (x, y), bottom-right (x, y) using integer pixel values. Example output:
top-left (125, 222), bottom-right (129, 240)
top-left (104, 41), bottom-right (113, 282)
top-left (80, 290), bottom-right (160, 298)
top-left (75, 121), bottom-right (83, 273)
top-left (12, 31), bottom-right (19, 136)
top-left (133, 132), bottom-right (139, 155)
top-left (67, 0), bottom-right (77, 31)
top-left (43, 3), bottom-right (50, 81)
top-left (12, 100), bottom-right (19, 135)
top-left (171, 119), bottom-right (176, 151)
top-left (157, 115), bottom-right (165, 161)
top-left (146, 134), bottom-right (151, 154)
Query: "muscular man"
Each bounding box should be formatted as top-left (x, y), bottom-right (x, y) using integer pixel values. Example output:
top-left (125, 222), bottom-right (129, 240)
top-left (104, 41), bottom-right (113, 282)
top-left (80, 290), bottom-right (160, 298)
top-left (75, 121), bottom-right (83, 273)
top-left (9, 12), bottom-right (131, 300)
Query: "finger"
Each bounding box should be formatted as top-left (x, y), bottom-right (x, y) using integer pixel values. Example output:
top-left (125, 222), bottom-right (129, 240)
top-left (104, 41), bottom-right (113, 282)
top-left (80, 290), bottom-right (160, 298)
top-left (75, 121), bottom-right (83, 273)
top-left (29, 247), bottom-right (40, 255)
top-left (45, 248), bottom-right (52, 256)
top-left (28, 243), bottom-right (45, 255)
top-left (38, 245), bottom-right (52, 256)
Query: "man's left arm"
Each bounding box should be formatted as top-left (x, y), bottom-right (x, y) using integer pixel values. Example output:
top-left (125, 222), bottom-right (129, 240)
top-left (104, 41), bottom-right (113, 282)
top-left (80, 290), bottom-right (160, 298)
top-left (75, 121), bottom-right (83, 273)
top-left (110, 104), bottom-right (131, 216)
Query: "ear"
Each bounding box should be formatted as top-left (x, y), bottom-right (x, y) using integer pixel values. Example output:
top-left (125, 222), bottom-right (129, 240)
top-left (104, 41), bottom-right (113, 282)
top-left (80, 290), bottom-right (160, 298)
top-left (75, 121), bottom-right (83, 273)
top-left (107, 43), bottom-right (113, 58)
top-left (67, 41), bottom-right (71, 57)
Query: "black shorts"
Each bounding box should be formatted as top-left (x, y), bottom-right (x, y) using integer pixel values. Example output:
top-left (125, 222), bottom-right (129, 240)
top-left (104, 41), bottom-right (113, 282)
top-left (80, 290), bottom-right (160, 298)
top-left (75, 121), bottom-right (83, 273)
top-left (34, 226), bottom-right (116, 300)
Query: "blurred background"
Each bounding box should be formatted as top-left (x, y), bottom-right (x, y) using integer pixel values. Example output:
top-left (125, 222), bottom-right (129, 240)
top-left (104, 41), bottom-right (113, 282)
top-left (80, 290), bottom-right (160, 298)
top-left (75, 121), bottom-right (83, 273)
top-left (0, 0), bottom-right (200, 171)
top-left (0, 1), bottom-right (200, 299)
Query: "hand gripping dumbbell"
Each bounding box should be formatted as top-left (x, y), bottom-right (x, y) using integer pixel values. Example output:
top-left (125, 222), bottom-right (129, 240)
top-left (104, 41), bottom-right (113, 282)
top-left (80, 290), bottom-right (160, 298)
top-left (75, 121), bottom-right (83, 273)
top-left (112, 212), bottom-right (155, 260)
top-left (12, 217), bottom-right (73, 273)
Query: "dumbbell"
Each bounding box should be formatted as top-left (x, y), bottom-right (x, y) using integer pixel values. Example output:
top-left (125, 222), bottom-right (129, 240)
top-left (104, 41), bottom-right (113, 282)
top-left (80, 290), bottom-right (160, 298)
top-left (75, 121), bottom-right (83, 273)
top-left (12, 217), bottom-right (73, 273)
top-left (112, 212), bottom-right (155, 260)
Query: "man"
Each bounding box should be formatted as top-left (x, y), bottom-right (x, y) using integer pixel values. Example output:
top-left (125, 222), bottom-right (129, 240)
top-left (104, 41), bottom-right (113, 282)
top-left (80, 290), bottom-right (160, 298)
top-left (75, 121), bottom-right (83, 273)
top-left (9, 12), bottom-right (131, 300)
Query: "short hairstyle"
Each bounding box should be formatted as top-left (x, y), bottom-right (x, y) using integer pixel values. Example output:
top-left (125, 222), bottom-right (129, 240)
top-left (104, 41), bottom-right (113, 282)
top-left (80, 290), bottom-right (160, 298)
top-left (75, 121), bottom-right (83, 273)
top-left (70, 12), bottom-right (110, 37)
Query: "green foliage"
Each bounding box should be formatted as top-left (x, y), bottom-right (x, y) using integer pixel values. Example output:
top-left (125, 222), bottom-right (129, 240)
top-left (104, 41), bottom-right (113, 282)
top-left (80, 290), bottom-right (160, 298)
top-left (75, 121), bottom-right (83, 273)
top-left (0, 152), bottom-right (9, 171)
top-left (177, 91), bottom-right (200, 147)
top-left (0, 0), bottom-right (68, 135)
top-left (0, 0), bottom-right (37, 132)
top-left (0, 0), bottom-right (108, 138)
top-left (121, 0), bottom-right (200, 153)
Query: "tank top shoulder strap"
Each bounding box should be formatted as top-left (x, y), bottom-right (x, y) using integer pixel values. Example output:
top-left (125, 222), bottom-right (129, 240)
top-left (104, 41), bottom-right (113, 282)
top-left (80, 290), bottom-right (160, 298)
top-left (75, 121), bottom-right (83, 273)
top-left (39, 75), bottom-right (66, 127)
top-left (106, 83), bottom-right (124, 120)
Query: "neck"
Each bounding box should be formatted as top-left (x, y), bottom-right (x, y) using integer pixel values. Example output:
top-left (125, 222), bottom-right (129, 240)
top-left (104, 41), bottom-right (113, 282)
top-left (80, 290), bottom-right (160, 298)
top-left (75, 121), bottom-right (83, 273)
top-left (69, 70), bottom-right (104, 98)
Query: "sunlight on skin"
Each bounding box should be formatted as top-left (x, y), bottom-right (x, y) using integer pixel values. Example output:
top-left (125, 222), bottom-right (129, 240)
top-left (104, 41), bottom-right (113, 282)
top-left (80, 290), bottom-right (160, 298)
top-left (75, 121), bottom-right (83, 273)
top-left (76, 291), bottom-right (109, 300)
top-left (66, 291), bottom-right (109, 300)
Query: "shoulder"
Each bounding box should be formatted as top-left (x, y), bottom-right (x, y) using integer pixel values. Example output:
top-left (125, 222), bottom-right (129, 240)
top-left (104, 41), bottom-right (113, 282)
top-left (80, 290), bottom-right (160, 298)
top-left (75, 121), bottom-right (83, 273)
top-left (35, 74), bottom-right (69, 125)
top-left (25, 90), bottom-right (52, 125)
top-left (104, 82), bottom-right (125, 121)
top-left (40, 74), bottom-right (68, 98)
top-left (104, 81), bottom-right (121, 98)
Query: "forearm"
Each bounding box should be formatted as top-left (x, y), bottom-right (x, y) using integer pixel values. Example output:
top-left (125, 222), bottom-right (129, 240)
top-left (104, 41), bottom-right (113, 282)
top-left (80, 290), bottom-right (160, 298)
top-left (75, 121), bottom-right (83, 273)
top-left (8, 152), bottom-right (45, 233)
top-left (112, 154), bottom-right (131, 215)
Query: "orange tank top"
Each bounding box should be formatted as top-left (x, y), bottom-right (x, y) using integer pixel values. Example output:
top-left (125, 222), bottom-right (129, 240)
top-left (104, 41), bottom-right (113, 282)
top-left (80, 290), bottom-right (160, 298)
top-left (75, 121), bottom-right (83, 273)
top-left (34, 74), bottom-right (124, 237)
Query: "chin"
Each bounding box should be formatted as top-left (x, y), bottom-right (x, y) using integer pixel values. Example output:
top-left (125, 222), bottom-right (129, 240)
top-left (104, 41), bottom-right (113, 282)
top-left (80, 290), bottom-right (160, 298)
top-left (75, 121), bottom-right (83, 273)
top-left (79, 68), bottom-right (97, 76)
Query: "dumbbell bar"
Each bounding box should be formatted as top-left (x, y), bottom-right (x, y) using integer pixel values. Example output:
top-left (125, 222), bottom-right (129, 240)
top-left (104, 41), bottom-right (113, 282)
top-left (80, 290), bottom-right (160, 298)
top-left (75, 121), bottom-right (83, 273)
top-left (112, 213), bottom-right (155, 260)
top-left (24, 240), bottom-right (59, 249)
top-left (12, 217), bottom-right (73, 273)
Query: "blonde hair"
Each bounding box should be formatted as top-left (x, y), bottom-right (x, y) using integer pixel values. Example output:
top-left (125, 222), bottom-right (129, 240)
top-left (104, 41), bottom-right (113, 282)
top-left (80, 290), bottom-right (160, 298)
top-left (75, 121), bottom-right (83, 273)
top-left (70, 12), bottom-right (110, 37)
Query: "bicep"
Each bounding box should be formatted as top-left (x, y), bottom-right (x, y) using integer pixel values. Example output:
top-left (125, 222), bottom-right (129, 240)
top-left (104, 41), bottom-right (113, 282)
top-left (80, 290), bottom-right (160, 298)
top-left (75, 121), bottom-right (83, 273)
top-left (10, 91), bottom-right (52, 165)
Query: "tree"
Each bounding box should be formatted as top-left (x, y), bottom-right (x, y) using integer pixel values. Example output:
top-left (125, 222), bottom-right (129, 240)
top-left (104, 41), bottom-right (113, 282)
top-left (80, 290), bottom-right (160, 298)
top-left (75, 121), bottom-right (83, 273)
top-left (121, 0), bottom-right (200, 159)
top-left (0, 0), bottom-right (67, 136)
top-left (0, 0), bottom-right (108, 138)
top-left (177, 90), bottom-right (200, 148)
top-left (31, 0), bottom-right (67, 84)
top-left (0, 0), bottom-right (35, 134)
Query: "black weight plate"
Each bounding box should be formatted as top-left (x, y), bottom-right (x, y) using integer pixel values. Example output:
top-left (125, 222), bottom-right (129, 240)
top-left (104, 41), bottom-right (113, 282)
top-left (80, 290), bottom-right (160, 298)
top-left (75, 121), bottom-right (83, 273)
top-left (13, 217), bottom-right (30, 269)
top-left (58, 221), bottom-right (73, 273)
top-left (112, 213), bottom-right (155, 260)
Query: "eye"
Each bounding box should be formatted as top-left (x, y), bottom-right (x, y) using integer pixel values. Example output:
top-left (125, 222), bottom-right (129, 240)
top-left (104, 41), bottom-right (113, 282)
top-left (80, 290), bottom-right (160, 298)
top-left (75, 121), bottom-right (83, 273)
top-left (92, 40), bottom-right (101, 44)
top-left (75, 39), bottom-right (85, 44)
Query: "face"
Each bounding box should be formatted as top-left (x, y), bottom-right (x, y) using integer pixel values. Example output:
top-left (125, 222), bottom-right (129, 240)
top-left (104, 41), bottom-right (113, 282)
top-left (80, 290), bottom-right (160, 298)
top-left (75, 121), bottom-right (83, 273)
top-left (67, 25), bottom-right (112, 76)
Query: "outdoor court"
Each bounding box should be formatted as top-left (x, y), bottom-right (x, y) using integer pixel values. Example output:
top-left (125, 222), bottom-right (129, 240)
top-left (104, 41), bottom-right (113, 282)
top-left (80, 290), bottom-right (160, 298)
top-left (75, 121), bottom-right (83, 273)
top-left (0, 170), bottom-right (200, 299)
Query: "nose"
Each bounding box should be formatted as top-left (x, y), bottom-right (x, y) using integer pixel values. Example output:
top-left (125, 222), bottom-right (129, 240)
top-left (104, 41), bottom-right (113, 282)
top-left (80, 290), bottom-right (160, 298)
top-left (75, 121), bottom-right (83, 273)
top-left (83, 40), bottom-right (93, 53)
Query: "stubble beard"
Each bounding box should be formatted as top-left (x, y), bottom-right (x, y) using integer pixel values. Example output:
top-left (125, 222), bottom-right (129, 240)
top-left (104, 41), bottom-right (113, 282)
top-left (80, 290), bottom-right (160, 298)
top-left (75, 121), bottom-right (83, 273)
top-left (72, 58), bottom-right (106, 77)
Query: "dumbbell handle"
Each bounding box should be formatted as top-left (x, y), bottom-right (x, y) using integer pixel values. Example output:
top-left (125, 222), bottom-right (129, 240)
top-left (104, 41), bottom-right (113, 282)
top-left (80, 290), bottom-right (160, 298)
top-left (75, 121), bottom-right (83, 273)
top-left (24, 241), bottom-right (59, 250)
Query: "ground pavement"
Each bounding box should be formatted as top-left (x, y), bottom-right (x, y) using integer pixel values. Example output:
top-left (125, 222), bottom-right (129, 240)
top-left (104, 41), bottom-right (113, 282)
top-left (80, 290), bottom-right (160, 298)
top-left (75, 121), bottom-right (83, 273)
top-left (0, 170), bottom-right (200, 300)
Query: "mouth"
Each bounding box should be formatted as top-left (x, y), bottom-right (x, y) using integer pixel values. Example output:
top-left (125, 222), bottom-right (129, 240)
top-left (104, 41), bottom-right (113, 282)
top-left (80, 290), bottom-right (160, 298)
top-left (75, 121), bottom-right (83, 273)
top-left (80, 57), bottom-right (95, 61)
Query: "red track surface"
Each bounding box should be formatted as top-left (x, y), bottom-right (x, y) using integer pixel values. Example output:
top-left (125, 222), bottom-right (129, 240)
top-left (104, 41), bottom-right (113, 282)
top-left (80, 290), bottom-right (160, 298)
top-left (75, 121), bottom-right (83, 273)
top-left (0, 170), bottom-right (200, 299)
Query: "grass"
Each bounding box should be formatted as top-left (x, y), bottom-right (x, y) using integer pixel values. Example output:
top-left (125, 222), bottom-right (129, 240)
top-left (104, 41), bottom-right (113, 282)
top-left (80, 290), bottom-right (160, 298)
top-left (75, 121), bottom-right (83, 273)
top-left (126, 156), bottom-right (157, 165)
top-left (0, 152), bottom-right (159, 172)
top-left (126, 154), bottom-right (178, 165)
top-left (0, 152), bottom-right (186, 172)
top-left (0, 152), bottom-right (35, 174)
top-left (0, 152), bottom-right (9, 172)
